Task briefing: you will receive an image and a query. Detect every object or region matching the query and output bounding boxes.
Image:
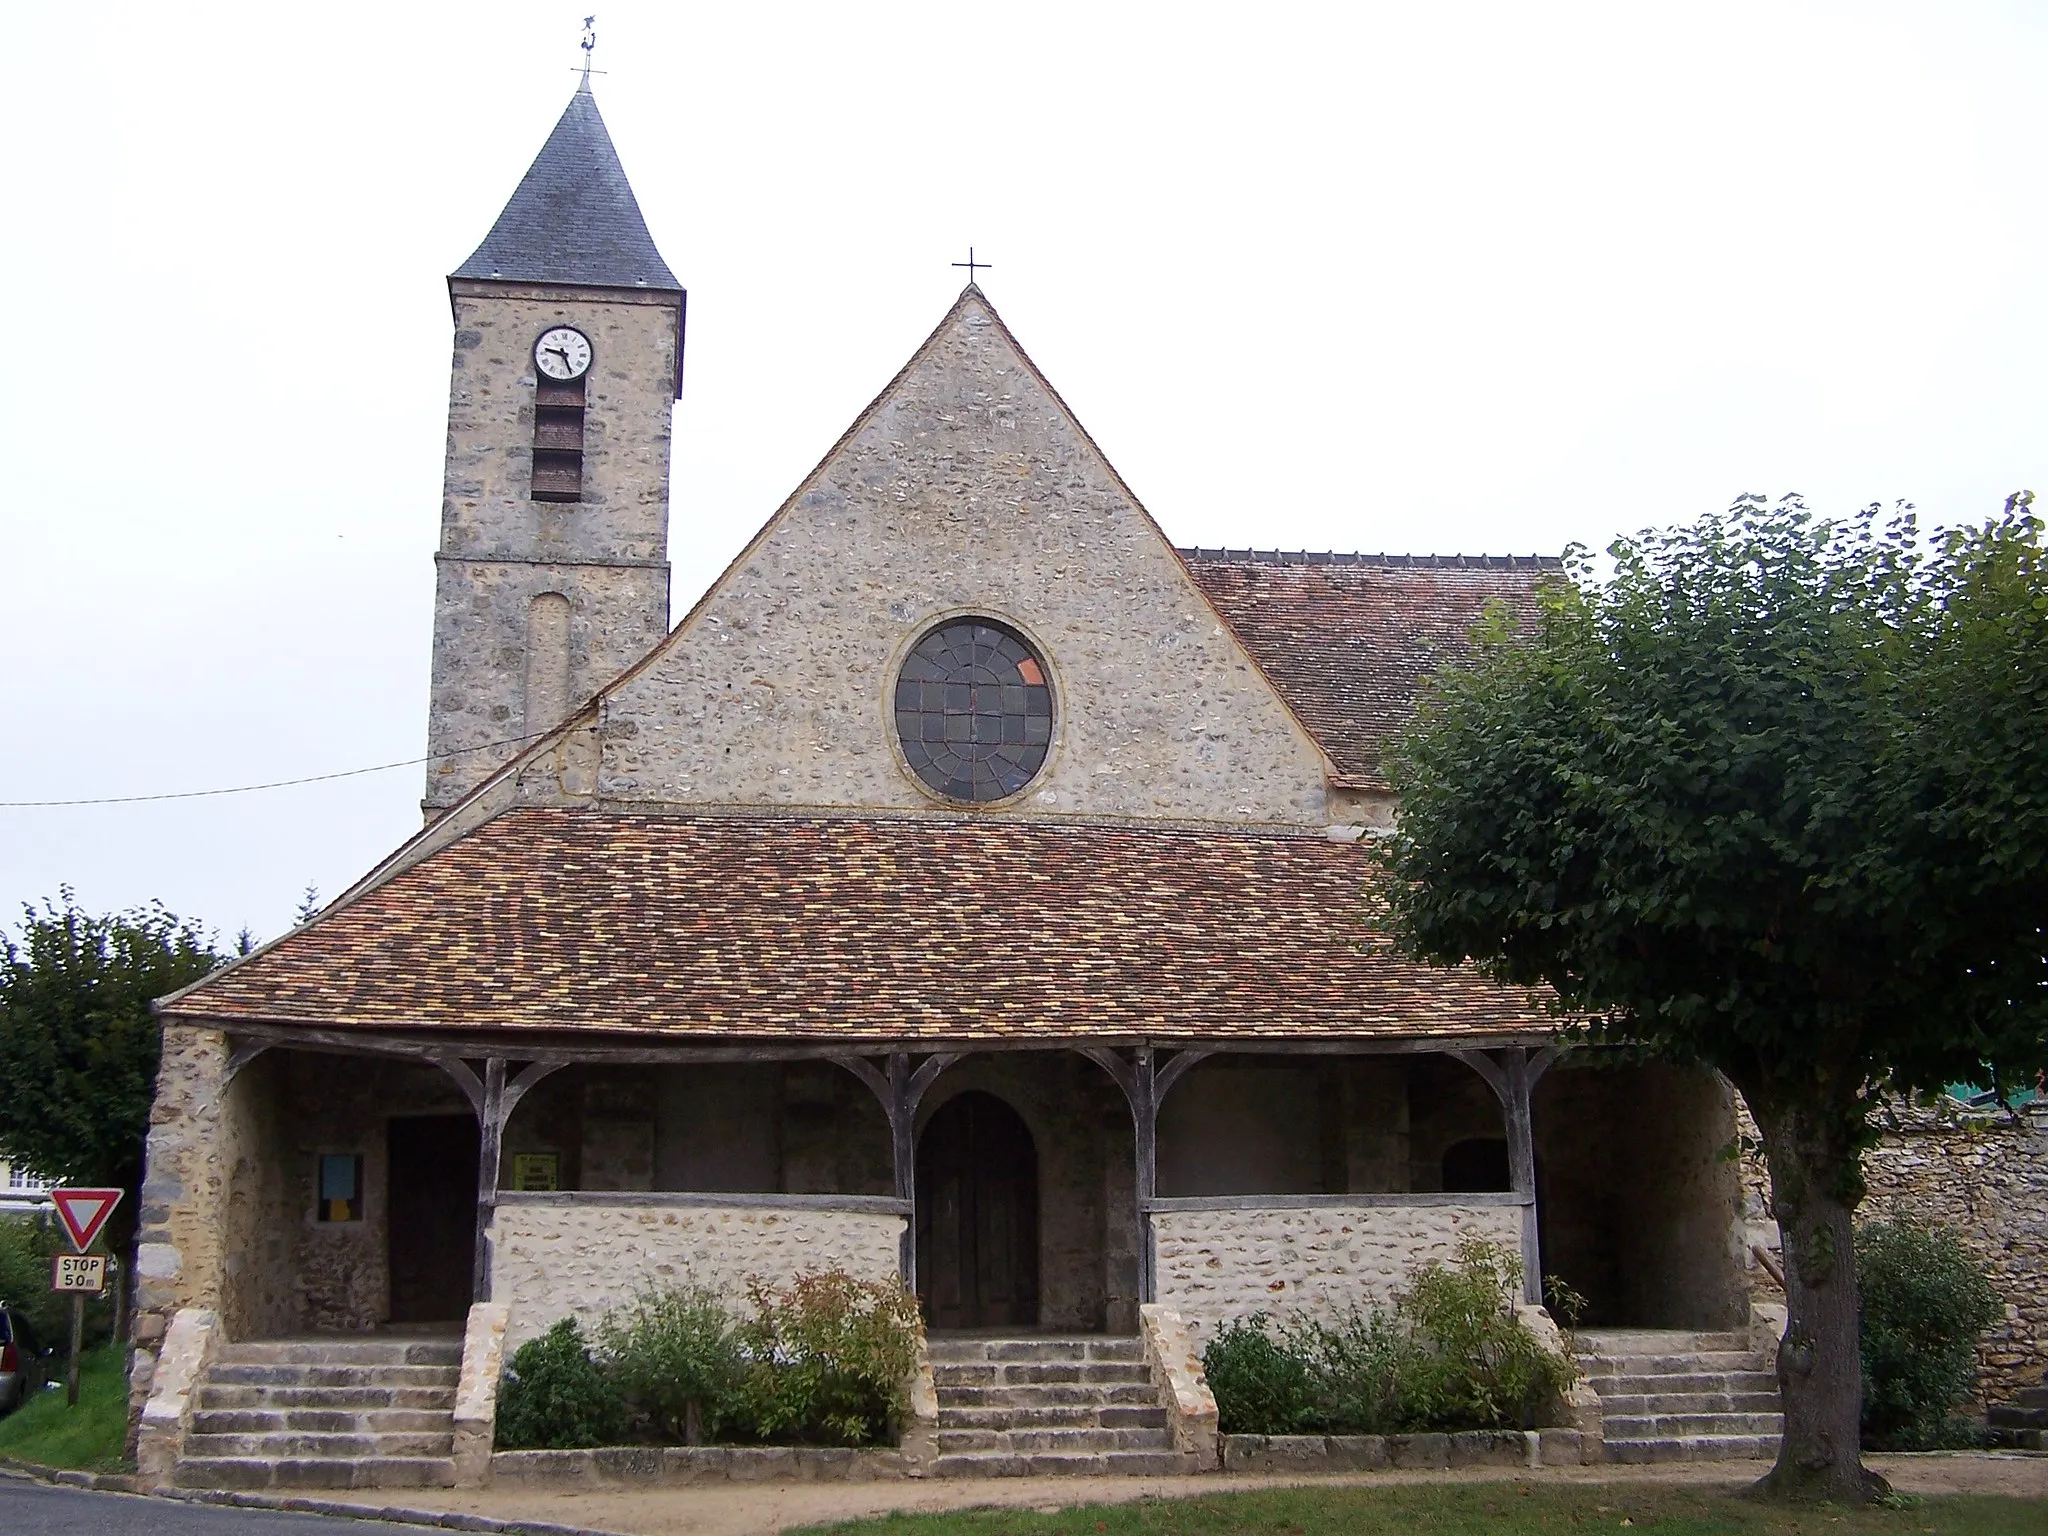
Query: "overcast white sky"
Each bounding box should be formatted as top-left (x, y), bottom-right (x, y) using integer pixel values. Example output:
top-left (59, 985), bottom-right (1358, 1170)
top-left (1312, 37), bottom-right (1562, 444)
top-left (2, 1), bottom-right (2042, 944)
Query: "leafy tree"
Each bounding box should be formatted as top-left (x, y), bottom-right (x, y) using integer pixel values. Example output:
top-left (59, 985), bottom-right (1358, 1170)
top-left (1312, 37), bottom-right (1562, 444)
top-left (0, 892), bottom-right (224, 1291)
top-left (1374, 495), bottom-right (2048, 1501)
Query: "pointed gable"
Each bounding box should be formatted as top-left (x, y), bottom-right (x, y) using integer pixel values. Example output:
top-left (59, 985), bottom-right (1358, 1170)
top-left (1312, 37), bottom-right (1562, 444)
top-left (453, 83), bottom-right (680, 291)
top-left (595, 288), bottom-right (1334, 824)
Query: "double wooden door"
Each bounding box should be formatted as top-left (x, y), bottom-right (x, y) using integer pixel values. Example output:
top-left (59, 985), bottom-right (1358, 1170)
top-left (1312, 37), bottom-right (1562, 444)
top-left (915, 1091), bottom-right (1039, 1330)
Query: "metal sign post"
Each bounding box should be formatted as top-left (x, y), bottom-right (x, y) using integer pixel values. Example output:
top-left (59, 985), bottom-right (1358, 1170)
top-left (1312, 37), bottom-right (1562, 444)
top-left (47, 1188), bottom-right (122, 1408)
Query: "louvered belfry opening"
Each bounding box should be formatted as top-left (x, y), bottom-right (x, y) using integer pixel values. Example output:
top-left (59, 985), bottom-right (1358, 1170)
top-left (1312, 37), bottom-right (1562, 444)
top-left (531, 374), bottom-right (586, 501)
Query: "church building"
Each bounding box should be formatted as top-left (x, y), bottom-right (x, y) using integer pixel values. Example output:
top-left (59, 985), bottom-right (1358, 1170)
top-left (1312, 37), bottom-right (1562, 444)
top-left (125, 82), bottom-right (1790, 1488)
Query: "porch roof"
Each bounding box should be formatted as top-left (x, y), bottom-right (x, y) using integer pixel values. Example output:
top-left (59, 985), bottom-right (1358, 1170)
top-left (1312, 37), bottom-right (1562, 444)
top-left (161, 809), bottom-right (1556, 1045)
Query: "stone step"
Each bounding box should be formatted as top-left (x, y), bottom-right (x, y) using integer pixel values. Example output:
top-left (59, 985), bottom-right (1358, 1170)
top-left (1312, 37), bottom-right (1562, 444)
top-left (1604, 1412), bottom-right (1784, 1438)
top-left (927, 1336), bottom-right (1143, 1364)
top-left (191, 1407), bottom-right (454, 1436)
top-left (1595, 1391), bottom-right (1781, 1417)
top-left (2014, 1385), bottom-right (2048, 1410)
top-left (216, 1338), bottom-right (462, 1368)
top-left (172, 1456), bottom-right (459, 1491)
top-left (1988, 1404), bottom-right (2048, 1430)
top-left (1604, 1434), bottom-right (1781, 1465)
top-left (183, 1429), bottom-right (456, 1460)
top-left (1575, 1330), bottom-right (1753, 1355)
top-left (205, 1362), bottom-right (461, 1390)
top-left (1588, 1371), bottom-right (1779, 1397)
top-left (1578, 1351), bottom-right (1768, 1377)
top-left (937, 1426), bottom-right (1175, 1454)
top-left (932, 1362), bottom-right (1153, 1389)
top-left (938, 1404), bottom-right (1168, 1432)
top-left (932, 1449), bottom-right (1193, 1478)
top-left (934, 1382), bottom-right (1162, 1410)
top-left (196, 1382), bottom-right (456, 1412)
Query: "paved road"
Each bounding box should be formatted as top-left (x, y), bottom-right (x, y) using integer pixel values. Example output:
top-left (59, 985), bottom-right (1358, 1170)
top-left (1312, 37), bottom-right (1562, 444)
top-left (0, 1477), bottom-right (445, 1534)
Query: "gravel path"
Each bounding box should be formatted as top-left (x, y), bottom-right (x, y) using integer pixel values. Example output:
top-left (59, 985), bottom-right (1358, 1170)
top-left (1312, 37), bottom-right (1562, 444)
top-left (377, 1452), bottom-right (2048, 1536)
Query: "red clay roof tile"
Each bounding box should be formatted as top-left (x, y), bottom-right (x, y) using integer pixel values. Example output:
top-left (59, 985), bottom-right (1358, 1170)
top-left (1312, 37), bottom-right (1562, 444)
top-left (165, 810), bottom-right (1553, 1044)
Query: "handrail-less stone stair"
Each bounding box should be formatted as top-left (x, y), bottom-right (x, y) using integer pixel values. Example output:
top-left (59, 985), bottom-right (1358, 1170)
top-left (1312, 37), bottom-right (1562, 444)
top-left (929, 1336), bottom-right (1201, 1477)
top-left (173, 1337), bottom-right (462, 1491)
top-left (1576, 1328), bottom-right (1783, 1464)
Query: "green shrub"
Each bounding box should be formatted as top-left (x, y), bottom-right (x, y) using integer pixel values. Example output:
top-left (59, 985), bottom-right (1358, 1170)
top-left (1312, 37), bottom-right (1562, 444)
top-left (494, 1318), bottom-right (626, 1450)
top-left (730, 1270), bottom-right (922, 1446)
top-left (599, 1282), bottom-right (743, 1444)
top-left (1203, 1315), bottom-right (1323, 1435)
top-left (1397, 1233), bottom-right (1575, 1431)
top-left (1203, 1235), bottom-right (1575, 1436)
top-left (1858, 1217), bottom-right (2000, 1450)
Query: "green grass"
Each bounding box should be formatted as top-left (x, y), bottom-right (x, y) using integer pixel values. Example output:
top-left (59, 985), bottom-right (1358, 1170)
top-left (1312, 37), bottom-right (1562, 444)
top-left (799, 1484), bottom-right (2047, 1536)
top-left (0, 1342), bottom-right (131, 1472)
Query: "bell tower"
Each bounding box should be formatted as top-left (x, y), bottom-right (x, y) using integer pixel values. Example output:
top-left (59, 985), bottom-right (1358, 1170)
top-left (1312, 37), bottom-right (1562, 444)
top-left (424, 80), bottom-right (685, 819)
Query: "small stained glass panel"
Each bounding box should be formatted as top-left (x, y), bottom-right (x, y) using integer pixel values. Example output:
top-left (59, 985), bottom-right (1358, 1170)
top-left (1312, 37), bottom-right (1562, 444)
top-left (894, 619), bottom-right (1054, 803)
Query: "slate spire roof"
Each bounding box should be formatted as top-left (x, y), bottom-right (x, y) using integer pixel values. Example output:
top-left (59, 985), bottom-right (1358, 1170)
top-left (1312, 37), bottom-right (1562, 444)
top-left (453, 80), bottom-right (680, 290)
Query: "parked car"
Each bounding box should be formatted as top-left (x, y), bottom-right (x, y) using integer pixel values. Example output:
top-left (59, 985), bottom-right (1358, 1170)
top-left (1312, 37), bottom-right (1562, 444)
top-left (0, 1304), bottom-right (47, 1412)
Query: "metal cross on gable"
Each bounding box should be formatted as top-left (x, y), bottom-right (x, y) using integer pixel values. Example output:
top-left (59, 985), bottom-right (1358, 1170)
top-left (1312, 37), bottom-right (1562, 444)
top-left (952, 247), bottom-right (992, 283)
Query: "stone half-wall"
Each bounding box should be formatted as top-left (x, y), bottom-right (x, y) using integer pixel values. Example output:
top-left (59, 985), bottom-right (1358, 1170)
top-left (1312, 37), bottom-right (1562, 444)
top-left (491, 1193), bottom-right (907, 1349)
top-left (1150, 1197), bottom-right (1525, 1341)
top-left (1736, 1095), bottom-right (2048, 1409)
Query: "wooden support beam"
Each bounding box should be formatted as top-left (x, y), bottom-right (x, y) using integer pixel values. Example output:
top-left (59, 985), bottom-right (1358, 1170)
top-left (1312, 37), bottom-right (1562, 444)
top-left (222, 1039), bottom-right (273, 1087)
top-left (831, 1052), bottom-right (960, 1291)
top-left (1449, 1046), bottom-right (1547, 1303)
top-left (474, 1059), bottom-right (508, 1304)
top-left (1078, 1045), bottom-right (1206, 1306)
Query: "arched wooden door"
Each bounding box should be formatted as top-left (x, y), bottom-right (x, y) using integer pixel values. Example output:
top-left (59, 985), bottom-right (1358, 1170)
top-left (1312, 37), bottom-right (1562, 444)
top-left (916, 1091), bottom-right (1040, 1330)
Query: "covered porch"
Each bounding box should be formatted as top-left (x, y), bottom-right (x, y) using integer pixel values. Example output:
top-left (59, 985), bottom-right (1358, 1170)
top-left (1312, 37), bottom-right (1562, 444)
top-left (165, 1026), bottom-right (1748, 1352)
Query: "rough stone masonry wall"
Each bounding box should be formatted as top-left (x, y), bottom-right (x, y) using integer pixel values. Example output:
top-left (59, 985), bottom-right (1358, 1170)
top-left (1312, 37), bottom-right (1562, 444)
top-left (129, 1025), bottom-right (239, 1429)
top-left (1151, 1202), bottom-right (1524, 1342)
top-left (597, 291), bottom-right (1333, 825)
top-left (1736, 1095), bottom-right (2048, 1408)
top-left (492, 1200), bottom-right (904, 1351)
top-left (1862, 1103), bottom-right (2048, 1407)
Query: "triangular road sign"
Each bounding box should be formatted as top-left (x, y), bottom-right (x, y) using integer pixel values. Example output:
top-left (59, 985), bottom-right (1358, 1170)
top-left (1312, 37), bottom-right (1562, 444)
top-left (51, 1187), bottom-right (123, 1253)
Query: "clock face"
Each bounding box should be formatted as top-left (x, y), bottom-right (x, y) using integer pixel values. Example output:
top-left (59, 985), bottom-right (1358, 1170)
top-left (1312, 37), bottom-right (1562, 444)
top-left (534, 326), bottom-right (592, 382)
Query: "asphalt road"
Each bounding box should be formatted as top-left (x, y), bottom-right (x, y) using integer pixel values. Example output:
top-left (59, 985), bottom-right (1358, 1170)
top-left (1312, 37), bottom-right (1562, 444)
top-left (0, 1477), bottom-right (446, 1534)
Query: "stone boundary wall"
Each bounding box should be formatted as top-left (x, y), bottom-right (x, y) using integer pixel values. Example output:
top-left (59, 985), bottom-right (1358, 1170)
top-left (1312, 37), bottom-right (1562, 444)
top-left (1736, 1095), bottom-right (2047, 1407)
top-left (1861, 1102), bottom-right (2048, 1406)
top-left (491, 1198), bottom-right (903, 1349)
top-left (1151, 1201), bottom-right (1523, 1340)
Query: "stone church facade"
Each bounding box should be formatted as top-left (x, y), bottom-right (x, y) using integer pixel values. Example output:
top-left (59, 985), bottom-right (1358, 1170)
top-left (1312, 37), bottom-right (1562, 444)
top-left (129, 82), bottom-right (2017, 1483)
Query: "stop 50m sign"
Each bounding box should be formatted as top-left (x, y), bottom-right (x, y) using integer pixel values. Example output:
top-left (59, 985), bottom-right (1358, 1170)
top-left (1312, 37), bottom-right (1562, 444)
top-left (52, 1253), bottom-right (106, 1294)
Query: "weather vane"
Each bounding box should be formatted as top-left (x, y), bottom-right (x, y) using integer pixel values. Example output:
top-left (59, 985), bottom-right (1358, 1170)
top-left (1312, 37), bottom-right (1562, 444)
top-left (579, 15), bottom-right (598, 83)
top-left (952, 247), bottom-right (992, 284)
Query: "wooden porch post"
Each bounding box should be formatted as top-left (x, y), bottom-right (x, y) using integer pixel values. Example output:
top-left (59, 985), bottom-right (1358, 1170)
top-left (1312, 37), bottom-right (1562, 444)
top-left (1451, 1045), bottom-right (1558, 1304)
top-left (434, 1056), bottom-right (565, 1304)
top-left (1079, 1046), bottom-right (1210, 1307)
top-left (831, 1052), bottom-right (959, 1295)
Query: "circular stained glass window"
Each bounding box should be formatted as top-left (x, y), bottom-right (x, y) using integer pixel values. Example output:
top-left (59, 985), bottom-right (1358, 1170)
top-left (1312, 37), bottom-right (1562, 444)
top-left (894, 620), bottom-right (1054, 803)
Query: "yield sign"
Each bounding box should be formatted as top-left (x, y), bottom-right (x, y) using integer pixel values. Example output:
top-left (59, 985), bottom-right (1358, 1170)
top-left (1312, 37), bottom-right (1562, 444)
top-left (50, 1188), bottom-right (123, 1253)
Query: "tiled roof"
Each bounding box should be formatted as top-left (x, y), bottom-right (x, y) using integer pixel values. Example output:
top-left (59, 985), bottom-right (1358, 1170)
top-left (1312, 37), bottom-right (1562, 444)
top-left (1181, 550), bottom-right (1563, 789)
top-left (453, 83), bottom-right (680, 291)
top-left (165, 811), bottom-right (1552, 1045)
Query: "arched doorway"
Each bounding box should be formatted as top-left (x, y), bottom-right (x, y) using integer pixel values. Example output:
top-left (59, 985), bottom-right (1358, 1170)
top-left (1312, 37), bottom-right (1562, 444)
top-left (916, 1091), bottom-right (1040, 1330)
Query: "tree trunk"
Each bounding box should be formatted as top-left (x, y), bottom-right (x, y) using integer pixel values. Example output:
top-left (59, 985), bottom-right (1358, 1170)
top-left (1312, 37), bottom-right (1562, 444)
top-left (1741, 1086), bottom-right (1888, 1503)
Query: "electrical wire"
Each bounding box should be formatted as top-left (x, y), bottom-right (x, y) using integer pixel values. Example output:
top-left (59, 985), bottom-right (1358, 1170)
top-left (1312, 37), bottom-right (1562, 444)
top-left (0, 731), bottom-right (556, 809)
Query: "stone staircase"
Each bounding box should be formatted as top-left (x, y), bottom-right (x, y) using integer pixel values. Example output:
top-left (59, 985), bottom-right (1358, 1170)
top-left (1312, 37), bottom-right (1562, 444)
top-left (174, 1336), bottom-right (462, 1491)
top-left (1988, 1376), bottom-right (2048, 1450)
top-left (928, 1335), bottom-right (1193, 1477)
top-left (1576, 1328), bottom-right (1783, 1464)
